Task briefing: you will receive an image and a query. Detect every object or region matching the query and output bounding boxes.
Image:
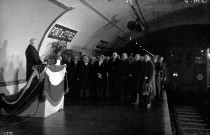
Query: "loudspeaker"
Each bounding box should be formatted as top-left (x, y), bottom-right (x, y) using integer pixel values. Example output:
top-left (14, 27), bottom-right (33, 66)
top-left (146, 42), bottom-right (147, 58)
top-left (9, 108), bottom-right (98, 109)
top-left (127, 21), bottom-right (136, 31)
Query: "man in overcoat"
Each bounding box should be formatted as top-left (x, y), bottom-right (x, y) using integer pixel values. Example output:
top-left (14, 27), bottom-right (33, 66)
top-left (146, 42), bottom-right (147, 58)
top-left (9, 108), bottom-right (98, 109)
top-left (107, 52), bottom-right (120, 101)
top-left (142, 54), bottom-right (156, 109)
top-left (25, 38), bottom-right (42, 81)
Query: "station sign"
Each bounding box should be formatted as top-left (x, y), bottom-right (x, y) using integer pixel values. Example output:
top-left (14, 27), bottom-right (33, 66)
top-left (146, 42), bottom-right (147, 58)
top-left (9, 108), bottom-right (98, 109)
top-left (48, 24), bottom-right (77, 42)
top-left (96, 40), bottom-right (111, 49)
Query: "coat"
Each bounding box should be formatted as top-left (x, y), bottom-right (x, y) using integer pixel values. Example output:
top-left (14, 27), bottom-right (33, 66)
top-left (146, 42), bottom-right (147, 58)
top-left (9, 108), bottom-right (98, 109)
top-left (25, 45), bottom-right (42, 81)
top-left (118, 59), bottom-right (131, 83)
top-left (142, 60), bottom-right (156, 97)
top-left (132, 60), bottom-right (144, 92)
top-left (94, 61), bottom-right (107, 88)
top-left (108, 58), bottom-right (120, 81)
top-left (67, 61), bottom-right (80, 81)
top-left (79, 62), bottom-right (92, 89)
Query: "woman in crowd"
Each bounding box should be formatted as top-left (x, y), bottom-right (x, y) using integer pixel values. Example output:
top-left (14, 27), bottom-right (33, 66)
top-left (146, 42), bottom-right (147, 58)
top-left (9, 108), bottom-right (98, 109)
top-left (142, 54), bottom-right (156, 109)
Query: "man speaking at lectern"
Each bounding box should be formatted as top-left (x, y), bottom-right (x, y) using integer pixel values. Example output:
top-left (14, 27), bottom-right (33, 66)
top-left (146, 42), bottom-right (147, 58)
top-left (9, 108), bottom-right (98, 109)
top-left (25, 38), bottom-right (42, 81)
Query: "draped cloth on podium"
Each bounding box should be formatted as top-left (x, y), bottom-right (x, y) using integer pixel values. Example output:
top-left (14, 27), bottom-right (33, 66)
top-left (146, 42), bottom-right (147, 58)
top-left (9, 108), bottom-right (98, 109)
top-left (43, 65), bottom-right (66, 106)
top-left (0, 65), bottom-right (66, 117)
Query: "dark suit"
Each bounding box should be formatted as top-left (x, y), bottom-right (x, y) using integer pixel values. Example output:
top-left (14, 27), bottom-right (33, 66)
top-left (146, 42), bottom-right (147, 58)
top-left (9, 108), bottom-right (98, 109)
top-left (132, 60), bottom-right (144, 93)
top-left (108, 57), bottom-right (120, 99)
top-left (131, 60), bottom-right (144, 102)
top-left (79, 62), bottom-right (92, 97)
top-left (25, 45), bottom-right (42, 81)
top-left (79, 62), bottom-right (92, 88)
top-left (108, 58), bottom-right (120, 80)
top-left (67, 61), bottom-right (81, 97)
top-left (94, 61), bottom-right (107, 98)
top-left (94, 61), bottom-right (107, 89)
top-left (118, 59), bottom-right (131, 100)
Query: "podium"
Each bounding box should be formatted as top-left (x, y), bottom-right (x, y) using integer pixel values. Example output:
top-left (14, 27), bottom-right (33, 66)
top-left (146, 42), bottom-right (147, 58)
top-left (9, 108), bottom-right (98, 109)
top-left (0, 65), bottom-right (66, 118)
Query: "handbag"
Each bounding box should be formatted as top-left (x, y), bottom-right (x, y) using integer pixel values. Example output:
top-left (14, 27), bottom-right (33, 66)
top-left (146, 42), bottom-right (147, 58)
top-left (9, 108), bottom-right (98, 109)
top-left (142, 83), bottom-right (153, 96)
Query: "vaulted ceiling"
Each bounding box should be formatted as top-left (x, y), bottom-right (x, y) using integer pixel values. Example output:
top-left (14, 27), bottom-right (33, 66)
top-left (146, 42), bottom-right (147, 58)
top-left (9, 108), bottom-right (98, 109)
top-left (53, 0), bottom-right (210, 54)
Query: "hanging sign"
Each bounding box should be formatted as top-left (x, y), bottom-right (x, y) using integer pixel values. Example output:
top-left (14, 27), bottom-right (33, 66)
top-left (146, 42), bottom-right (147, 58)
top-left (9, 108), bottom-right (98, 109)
top-left (96, 40), bottom-right (111, 49)
top-left (48, 24), bottom-right (77, 42)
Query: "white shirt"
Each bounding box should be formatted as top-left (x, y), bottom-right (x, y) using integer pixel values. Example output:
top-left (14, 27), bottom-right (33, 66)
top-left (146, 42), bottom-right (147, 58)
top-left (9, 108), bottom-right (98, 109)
top-left (99, 61), bottom-right (103, 66)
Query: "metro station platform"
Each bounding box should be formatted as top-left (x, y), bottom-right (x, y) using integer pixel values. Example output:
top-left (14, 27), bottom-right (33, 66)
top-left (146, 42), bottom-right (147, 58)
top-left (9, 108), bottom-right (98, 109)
top-left (0, 91), bottom-right (172, 135)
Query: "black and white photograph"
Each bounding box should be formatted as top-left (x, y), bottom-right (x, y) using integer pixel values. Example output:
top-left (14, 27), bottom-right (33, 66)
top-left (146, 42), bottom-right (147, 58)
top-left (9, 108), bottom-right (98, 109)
top-left (0, 0), bottom-right (210, 134)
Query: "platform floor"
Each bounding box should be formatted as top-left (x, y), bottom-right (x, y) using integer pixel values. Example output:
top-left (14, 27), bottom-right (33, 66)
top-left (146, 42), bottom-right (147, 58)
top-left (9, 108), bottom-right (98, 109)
top-left (0, 91), bottom-right (172, 135)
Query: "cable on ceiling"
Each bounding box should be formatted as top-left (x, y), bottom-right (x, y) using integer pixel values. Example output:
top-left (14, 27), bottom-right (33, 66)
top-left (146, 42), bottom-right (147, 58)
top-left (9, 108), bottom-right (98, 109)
top-left (134, 0), bottom-right (149, 33)
top-left (79, 0), bottom-right (130, 37)
top-left (48, 0), bottom-right (73, 10)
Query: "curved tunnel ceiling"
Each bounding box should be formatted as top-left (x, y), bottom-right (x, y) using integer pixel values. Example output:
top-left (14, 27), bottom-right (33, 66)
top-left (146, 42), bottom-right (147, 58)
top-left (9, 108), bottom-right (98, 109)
top-left (53, 0), bottom-right (209, 54)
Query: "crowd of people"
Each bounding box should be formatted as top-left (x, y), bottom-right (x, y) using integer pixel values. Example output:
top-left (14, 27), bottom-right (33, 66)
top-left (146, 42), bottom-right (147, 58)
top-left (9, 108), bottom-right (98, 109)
top-left (25, 39), bottom-right (167, 109)
top-left (64, 52), bottom-right (167, 109)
